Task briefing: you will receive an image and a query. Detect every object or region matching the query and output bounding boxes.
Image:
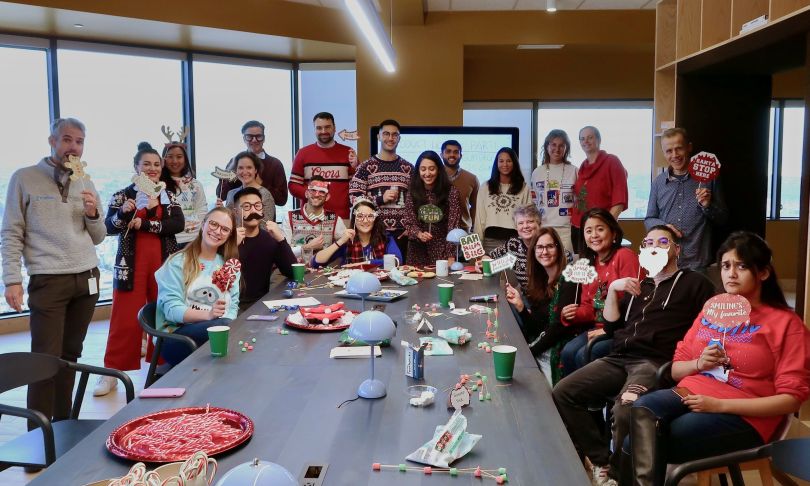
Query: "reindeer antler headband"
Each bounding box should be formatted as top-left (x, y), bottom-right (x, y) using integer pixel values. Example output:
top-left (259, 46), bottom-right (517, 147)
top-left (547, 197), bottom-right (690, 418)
top-left (161, 125), bottom-right (191, 148)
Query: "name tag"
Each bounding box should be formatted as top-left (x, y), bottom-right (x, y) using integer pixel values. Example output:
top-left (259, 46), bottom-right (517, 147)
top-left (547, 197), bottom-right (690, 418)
top-left (88, 277), bottom-right (98, 295)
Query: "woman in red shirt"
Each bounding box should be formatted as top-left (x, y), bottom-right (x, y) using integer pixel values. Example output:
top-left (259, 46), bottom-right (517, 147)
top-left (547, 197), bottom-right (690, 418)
top-left (625, 231), bottom-right (810, 486)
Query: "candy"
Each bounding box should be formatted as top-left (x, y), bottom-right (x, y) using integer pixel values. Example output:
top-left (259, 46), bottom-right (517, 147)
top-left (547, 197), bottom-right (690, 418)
top-left (496, 476), bottom-right (504, 484)
top-left (241, 347), bottom-right (246, 352)
top-left (238, 341), bottom-right (243, 345)
top-left (474, 466), bottom-right (482, 477)
top-left (471, 384), bottom-right (478, 391)
top-left (251, 338), bottom-right (257, 343)
top-left (485, 393), bottom-right (491, 400)
top-left (398, 464), bottom-right (407, 472)
top-left (475, 372), bottom-right (481, 377)
top-left (498, 467), bottom-right (507, 474)
top-left (372, 463), bottom-right (381, 471)
top-left (477, 379), bottom-right (483, 386)
top-left (449, 467), bottom-right (458, 476)
top-left (247, 345), bottom-right (253, 351)
top-left (423, 467), bottom-right (432, 475)
top-left (482, 376), bottom-right (488, 383)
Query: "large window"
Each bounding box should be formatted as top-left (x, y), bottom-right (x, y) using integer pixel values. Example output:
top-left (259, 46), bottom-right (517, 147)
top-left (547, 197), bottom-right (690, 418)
top-left (298, 64), bottom-right (356, 148)
top-left (768, 100), bottom-right (805, 219)
top-left (537, 102), bottom-right (654, 219)
top-left (193, 56), bottom-right (293, 218)
top-left (463, 102), bottom-right (534, 183)
top-left (57, 43), bottom-right (185, 303)
top-left (0, 41), bottom-right (51, 314)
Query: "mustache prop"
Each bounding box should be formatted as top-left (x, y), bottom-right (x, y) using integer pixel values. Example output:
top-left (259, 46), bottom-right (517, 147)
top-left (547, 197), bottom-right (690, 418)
top-left (243, 212), bottom-right (264, 221)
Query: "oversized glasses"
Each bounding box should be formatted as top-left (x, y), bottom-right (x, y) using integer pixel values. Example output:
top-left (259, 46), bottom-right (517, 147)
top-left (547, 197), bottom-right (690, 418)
top-left (641, 237), bottom-right (671, 249)
top-left (239, 201), bottom-right (263, 211)
top-left (355, 212), bottom-right (377, 222)
top-left (206, 219), bottom-right (232, 235)
top-left (535, 244), bottom-right (557, 253)
top-left (243, 134), bottom-right (265, 141)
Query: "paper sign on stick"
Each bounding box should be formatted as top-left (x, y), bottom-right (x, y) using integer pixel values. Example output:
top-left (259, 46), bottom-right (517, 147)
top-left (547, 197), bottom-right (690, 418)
top-left (562, 258), bottom-right (597, 284)
top-left (211, 166), bottom-right (237, 182)
top-left (689, 151), bottom-right (721, 183)
top-left (459, 234), bottom-right (485, 260)
top-left (701, 293), bottom-right (751, 330)
top-left (489, 253), bottom-right (517, 274)
top-left (131, 173), bottom-right (166, 198)
top-left (337, 129), bottom-right (360, 141)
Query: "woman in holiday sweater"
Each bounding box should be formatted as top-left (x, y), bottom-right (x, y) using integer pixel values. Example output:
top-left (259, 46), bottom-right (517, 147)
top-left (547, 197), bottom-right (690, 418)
top-left (313, 198), bottom-right (401, 267)
top-left (531, 129), bottom-right (578, 254)
top-left (474, 147), bottom-right (531, 254)
top-left (156, 207), bottom-right (241, 366)
top-left (626, 231), bottom-right (810, 486)
top-left (402, 151), bottom-right (461, 267)
top-left (223, 151), bottom-right (275, 225)
top-left (560, 208), bottom-right (639, 376)
top-left (505, 227), bottom-right (580, 386)
top-left (96, 142), bottom-right (184, 396)
top-left (161, 141), bottom-right (207, 248)
top-left (481, 203), bottom-right (542, 294)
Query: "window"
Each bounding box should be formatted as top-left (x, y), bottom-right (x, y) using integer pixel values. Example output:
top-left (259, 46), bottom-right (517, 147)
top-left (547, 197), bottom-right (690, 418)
top-left (537, 101), bottom-right (654, 219)
top-left (463, 102), bottom-right (533, 183)
top-left (57, 43), bottom-right (185, 303)
top-left (193, 56), bottom-right (293, 218)
top-left (767, 100), bottom-right (806, 220)
top-left (298, 64), bottom-right (356, 147)
top-left (0, 41), bottom-right (51, 314)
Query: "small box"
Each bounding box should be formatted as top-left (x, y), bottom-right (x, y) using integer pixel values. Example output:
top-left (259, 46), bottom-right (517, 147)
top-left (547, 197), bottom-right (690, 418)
top-left (405, 343), bottom-right (426, 380)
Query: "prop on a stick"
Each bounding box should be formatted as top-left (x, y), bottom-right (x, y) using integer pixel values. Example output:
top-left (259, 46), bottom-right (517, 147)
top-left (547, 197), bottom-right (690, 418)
top-left (699, 293), bottom-right (750, 382)
top-left (625, 243), bottom-right (670, 318)
top-left (123, 173), bottom-right (166, 239)
top-left (418, 204), bottom-right (444, 233)
top-left (459, 233), bottom-right (485, 260)
top-left (562, 258), bottom-right (598, 303)
top-left (337, 129), bottom-right (360, 141)
top-left (65, 155), bottom-right (90, 191)
top-left (689, 151), bottom-right (721, 188)
top-left (212, 258), bottom-right (242, 292)
top-left (211, 166), bottom-right (238, 201)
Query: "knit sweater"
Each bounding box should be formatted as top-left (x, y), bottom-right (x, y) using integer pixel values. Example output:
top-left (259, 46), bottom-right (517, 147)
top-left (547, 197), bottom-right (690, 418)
top-left (216, 152), bottom-right (288, 206)
top-left (172, 175), bottom-right (208, 245)
top-left (2, 158), bottom-right (107, 284)
top-left (289, 142), bottom-right (354, 219)
top-left (571, 150), bottom-right (628, 228)
top-left (566, 247), bottom-right (639, 327)
top-left (349, 155), bottom-right (413, 233)
top-left (490, 237), bottom-right (530, 293)
top-left (474, 182), bottom-right (531, 242)
top-left (402, 186), bottom-right (462, 267)
top-left (448, 168), bottom-right (479, 232)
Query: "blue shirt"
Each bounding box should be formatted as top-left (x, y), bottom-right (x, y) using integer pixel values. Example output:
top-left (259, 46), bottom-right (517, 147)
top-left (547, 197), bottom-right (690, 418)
top-left (644, 169), bottom-right (727, 270)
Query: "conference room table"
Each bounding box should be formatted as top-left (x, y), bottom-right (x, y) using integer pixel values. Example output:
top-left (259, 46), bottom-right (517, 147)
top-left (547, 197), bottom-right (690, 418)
top-left (31, 271), bottom-right (589, 485)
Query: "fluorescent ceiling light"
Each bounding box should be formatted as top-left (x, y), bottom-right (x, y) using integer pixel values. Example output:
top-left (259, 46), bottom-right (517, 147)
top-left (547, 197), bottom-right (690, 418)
top-left (547, 0), bottom-right (557, 12)
top-left (345, 0), bottom-right (396, 73)
top-left (517, 44), bottom-right (565, 50)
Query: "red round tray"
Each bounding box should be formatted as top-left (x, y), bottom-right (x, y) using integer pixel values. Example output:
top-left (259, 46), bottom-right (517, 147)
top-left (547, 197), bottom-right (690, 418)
top-left (106, 406), bottom-right (253, 463)
top-left (284, 311), bottom-right (354, 332)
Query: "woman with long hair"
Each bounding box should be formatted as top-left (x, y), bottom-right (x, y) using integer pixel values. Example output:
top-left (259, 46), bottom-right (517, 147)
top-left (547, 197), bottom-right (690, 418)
top-left (474, 147), bottom-right (531, 254)
top-left (531, 129), bottom-right (578, 254)
top-left (559, 208), bottom-right (639, 376)
top-left (223, 151), bottom-right (275, 224)
top-left (402, 150), bottom-right (461, 266)
top-left (625, 231), bottom-right (810, 486)
top-left (96, 142), bottom-right (184, 396)
top-left (313, 198), bottom-right (402, 267)
top-left (505, 227), bottom-right (580, 386)
top-left (161, 142), bottom-right (207, 248)
top-left (156, 207), bottom-right (241, 366)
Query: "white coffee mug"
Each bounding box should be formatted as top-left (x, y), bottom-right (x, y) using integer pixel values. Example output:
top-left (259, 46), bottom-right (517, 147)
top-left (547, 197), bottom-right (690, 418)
top-left (435, 259), bottom-right (449, 277)
top-left (383, 254), bottom-right (400, 271)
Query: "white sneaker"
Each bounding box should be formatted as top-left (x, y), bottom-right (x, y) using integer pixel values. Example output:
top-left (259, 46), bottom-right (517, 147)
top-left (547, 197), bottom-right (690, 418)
top-left (93, 375), bottom-right (118, 396)
top-left (591, 465), bottom-right (617, 486)
top-left (141, 337), bottom-right (148, 357)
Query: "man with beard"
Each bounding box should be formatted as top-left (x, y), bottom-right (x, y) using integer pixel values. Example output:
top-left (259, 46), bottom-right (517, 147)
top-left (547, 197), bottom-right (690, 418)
top-left (553, 225), bottom-right (715, 486)
top-left (645, 127), bottom-right (727, 271)
top-left (282, 176), bottom-right (346, 264)
top-left (2, 118), bottom-right (106, 436)
top-left (289, 112), bottom-right (358, 219)
top-left (441, 140), bottom-right (478, 233)
top-left (234, 187), bottom-right (296, 313)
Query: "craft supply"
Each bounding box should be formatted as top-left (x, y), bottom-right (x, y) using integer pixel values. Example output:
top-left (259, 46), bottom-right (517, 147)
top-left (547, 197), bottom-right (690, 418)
top-left (416, 317), bottom-right (433, 333)
top-left (469, 294), bottom-right (498, 303)
top-left (419, 336), bottom-right (453, 356)
top-left (438, 327), bottom-right (471, 345)
top-left (372, 463), bottom-right (507, 482)
top-left (402, 341), bottom-right (427, 379)
top-left (246, 315), bottom-right (279, 321)
top-left (405, 409), bottom-right (481, 468)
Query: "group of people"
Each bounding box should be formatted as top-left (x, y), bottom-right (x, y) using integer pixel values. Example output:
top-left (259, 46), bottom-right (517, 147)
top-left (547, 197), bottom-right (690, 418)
top-left (3, 115), bottom-right (808, 485)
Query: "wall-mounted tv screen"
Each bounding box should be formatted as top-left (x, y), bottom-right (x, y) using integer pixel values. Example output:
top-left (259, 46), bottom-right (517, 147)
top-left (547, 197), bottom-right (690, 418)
top-left (370, 126), bottom-right (519, 185)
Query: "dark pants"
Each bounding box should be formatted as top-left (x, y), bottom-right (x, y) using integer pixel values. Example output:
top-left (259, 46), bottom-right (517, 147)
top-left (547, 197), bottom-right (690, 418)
top-left (623, 389), bottom-right (763, 482)
top-left (27, 269), bottom-right (100, 429)
top-left (160, 318), bottom-right (232, 366)
top-left (561, 332), bottom-right (613, 376)
top-left (553, 355), bottom-right (659, 474)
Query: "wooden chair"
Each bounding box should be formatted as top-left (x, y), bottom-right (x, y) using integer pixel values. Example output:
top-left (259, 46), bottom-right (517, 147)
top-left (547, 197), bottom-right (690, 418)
top-left (138, 302), bottom-right (197, 388)
top-left (0, 352), bottom-right (134, 471)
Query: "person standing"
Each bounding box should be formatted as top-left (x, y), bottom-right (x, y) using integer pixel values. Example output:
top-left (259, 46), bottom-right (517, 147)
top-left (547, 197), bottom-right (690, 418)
top-left (289, 112), bottom-right (358, 219)
top-left (161, 139), bottom-right (207, 248)
top-left (216, 120), bottom-right (288, 211)
top-left (223, 151), bottom-right (276, 225)
top-left (531, 129), bottom-right (578, 254)
top-left (441, 140), bottom-right (479, 233)
top-left (2, 118), bottom-right (106, 428)
top-left (645, 127), bottom-right (727, 271)
top-left (282, 176), bottom-right (346, 264)
top-left (570, 126), bottom-right (628, 253)
top-left (349, 119), bottom-right (413, 259)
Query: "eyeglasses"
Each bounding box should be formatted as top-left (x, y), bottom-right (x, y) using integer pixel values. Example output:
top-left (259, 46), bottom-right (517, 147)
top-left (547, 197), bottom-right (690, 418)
top-left (207, 219), bottom-right (232, 235)
top-left (243, 134), bottom-right (265, 141)
top-left (641, 237), bottom-right (671, 249)
top-left (239, 201), bottom-right (263, 211)
top-left (380, 131), bottom-right (400, 139)
top-left (535, 244), bottom-right (557, 253)
top-left (355, 213), bottom-right (377, 221)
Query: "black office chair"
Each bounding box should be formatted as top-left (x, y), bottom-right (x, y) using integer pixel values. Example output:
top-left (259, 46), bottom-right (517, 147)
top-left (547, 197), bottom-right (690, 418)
top-left (138, 302), bottom-right (197, 388)
top-left (0, 352), bottom-right (134, 471)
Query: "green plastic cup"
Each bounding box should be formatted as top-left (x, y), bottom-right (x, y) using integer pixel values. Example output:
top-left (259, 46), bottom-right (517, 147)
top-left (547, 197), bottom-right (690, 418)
top-left (482, 258), bottom-right (492, 277)
top-left (438, 283), bottom-right (454, 307)
top-left (207, 325), bottom-right (230, 357)
top-left (292, 263), bottom-right (306, 283)
top-left (492, 344), bottom-right (517, 381)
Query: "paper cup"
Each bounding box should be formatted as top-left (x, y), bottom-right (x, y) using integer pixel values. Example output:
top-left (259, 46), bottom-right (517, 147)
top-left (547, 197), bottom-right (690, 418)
top-left (291, 263), bottom-right (306, 283)
top-left (482, 258), bottom-right (492, 277)
top-left (435, 259), bottom-right (449, 277)
top-left (438, 283), bottom-right (454, 307)
top-left (207, 325), bottom-right (230, 357)
top-left (492, 344), bottom-right (517, 381)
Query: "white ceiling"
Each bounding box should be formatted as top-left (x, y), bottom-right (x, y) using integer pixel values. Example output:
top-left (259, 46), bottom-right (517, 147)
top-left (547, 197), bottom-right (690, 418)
top-left (288, 0), bottom-right (656, 11)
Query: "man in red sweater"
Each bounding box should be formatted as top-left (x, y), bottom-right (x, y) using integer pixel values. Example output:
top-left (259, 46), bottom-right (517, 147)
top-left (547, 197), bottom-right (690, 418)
top-left (289, 112), bottom-right (358, 219)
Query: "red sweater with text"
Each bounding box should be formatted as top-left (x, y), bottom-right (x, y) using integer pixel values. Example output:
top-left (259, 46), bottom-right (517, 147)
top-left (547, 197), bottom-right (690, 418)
top-left (565, 247), bottom-right (639, 327)
top-left (675, 305), bottom-right (810, 442)
top-left (289, 143), bottom-right (353, 219)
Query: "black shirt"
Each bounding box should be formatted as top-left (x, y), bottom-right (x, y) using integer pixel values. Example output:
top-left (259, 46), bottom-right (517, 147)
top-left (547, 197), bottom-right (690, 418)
top-left (238, 229), bottom-right (296, 310)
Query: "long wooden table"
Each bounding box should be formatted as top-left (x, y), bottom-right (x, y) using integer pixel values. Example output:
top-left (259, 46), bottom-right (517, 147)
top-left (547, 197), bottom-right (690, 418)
top-left (31, 274), bottom-right (589, 485)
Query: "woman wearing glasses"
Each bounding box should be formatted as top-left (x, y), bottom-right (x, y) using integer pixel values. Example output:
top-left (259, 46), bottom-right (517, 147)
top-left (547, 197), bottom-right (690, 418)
top-left (155, 207), bottom-right (241, 366)
top-left (96, 142), bottom-right (184, 396)
top-left (403, 151), bottom-right (461, 267)
top-left (161, 140), bottom-right (207, 248)
top-left (222, 151), bottom-right (275, 225)
top-left (313, 198), bottom-right (402, 267)
top-left (505, 227), bottom-right (579, 386)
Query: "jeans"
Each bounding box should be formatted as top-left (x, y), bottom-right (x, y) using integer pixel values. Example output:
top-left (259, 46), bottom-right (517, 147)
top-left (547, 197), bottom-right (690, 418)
top-left (161, 318), bottom-right (232, 367)
top-left (623, 389), bottom-right (763, 464)
top-left (561, 332), bottom-right (613, 376)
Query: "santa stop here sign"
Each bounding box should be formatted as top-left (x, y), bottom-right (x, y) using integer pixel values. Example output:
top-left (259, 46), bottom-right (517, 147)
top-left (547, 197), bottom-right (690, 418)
top-left (689, 151), bottom-right (721, 183)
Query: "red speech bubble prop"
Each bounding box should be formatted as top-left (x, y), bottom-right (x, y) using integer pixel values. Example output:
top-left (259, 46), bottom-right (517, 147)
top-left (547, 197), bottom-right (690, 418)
top-left (689, 151), bottom-right (721, 183)
top-left (701, 293), bottom-right (751, 329)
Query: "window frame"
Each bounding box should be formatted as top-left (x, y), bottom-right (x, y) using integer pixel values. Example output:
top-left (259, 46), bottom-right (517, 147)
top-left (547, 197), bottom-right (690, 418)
top-left (768, 98), bottom-right (804, 221)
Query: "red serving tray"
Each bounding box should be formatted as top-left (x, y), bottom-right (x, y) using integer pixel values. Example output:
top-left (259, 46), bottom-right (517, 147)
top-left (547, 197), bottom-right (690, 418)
top-left (284, 310), bottom-right (354, 332)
